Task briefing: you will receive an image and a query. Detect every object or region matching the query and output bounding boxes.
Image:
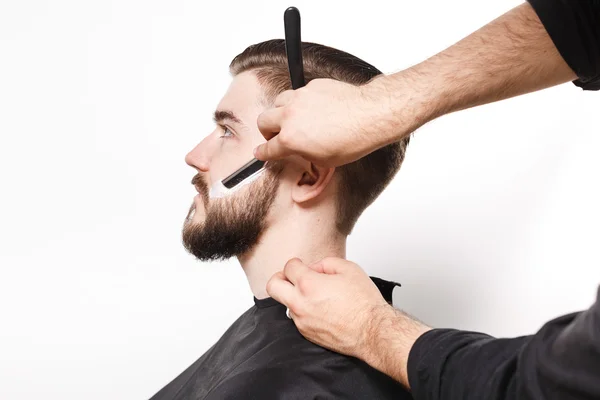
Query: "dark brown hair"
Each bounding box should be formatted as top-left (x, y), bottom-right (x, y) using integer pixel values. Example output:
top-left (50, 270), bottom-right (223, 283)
top-left (230, 39), bottom-right (409, 235)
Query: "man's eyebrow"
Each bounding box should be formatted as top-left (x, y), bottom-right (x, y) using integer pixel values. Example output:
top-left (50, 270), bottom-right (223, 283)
top-left (213, 110), bottom-right (244, 126)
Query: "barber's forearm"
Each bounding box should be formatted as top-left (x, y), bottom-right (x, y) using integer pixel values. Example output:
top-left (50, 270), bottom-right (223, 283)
top-left (362, 305), bottom-right (432, 389)
top-left (372, 2), bottom-right (576, 146)
top-left (357, 4), bottom-right (575, 387)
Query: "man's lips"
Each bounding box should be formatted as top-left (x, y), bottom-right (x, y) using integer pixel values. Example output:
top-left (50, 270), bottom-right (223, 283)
top-left (191, 174), bottom-right (209, 200)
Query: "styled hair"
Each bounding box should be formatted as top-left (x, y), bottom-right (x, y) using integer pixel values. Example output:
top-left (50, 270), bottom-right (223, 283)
top-left (230, 39), bottom-right (409, 235)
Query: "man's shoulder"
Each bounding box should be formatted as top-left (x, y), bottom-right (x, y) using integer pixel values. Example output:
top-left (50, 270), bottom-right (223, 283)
top-left (252, 331), bottom-right (410, 399)
top-left (370, 275), bottom-right (401, 304)
top-left (219, 350), bottom-right (411, 400)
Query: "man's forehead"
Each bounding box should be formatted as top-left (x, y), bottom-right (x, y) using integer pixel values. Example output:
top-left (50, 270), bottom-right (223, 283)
top-left (215, 71), bottom-right (266, 122)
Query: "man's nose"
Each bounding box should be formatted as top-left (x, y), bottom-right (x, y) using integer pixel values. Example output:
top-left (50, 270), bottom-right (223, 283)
top-left (185, 137), bottom-right (212, 172)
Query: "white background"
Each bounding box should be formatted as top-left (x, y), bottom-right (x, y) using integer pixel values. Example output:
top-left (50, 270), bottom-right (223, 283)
top-left (1, 0), bottom-right (599, 399)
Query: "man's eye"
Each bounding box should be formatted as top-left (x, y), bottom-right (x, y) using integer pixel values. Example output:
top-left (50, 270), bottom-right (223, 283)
top-left (219, 127), bottom-right (234, 139)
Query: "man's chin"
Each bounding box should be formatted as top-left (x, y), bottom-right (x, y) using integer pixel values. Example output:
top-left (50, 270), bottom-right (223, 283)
top-left (181, 226), bottom-right (241, 262)
top-left (182, 164), bottom-right (282, 262)
top-left (183, 219), bottom-right (200, 234)
top-left (186, 201), bottom-right (207, 224)
top-left (186, 213), bottom-right (205, 226)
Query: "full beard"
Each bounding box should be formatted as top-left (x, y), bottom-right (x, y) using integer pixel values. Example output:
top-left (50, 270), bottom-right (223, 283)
top-left (182, 163), bottom-right (282, 261)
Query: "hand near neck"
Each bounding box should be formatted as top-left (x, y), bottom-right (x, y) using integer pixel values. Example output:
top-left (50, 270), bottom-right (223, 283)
top-left (238, 216), bottom-right (346, 299)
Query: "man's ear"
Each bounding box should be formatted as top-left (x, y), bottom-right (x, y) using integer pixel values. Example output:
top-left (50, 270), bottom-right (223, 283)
top-left (291, 162), bottom-right (336, 204)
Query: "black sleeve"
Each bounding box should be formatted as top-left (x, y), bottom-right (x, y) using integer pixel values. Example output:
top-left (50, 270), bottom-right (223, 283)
top-left (407, 286), bottom-right (600, 400)
top-left (526, 0), bottom-right (600, 91)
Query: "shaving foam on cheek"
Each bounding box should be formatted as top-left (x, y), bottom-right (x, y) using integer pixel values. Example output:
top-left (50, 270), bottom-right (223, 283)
top-left (209, 168), bottom-right (266, 199)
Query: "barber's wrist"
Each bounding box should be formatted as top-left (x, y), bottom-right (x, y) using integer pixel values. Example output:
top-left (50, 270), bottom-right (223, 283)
top-left (362, 304), bottom-right (432, 389)
top-left (362, 70), bottom-right (442, 149)
top-left (360, 304), bottom-right (396, 364)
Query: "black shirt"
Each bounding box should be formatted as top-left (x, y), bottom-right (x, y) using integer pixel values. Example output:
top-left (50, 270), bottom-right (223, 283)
top-left (527, 0), bottom-right (600, 91)
top-left (407, 2), bottom-right (600, 399)
top-left (150, 277), bottom-right (412, 400)
top-left (408, 287), bottom-right (600, 400)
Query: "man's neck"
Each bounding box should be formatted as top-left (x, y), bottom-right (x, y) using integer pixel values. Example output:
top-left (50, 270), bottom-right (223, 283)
top-left (238, 220), bottom-right (346, 299)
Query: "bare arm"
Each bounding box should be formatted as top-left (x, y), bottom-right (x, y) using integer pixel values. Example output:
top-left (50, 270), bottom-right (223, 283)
top-left (362, 305), bottom-right (430, 389)
top-left (376, 2), bottom-right (577, 145)
top-left (255, 2), bottom-right (577, 165)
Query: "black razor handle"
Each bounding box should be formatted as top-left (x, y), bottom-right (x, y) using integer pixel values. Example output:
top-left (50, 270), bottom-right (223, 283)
top-left (284, 7), bottom-right (305, 90)
top-left (220, 7), bottom-right (306, 190)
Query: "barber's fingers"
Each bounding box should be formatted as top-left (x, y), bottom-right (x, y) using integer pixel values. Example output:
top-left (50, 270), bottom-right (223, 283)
top-left (254, 135), bottom-right (291, 162)
top-left (282, 257), bottom-right (314, 285)
top-left (266, 271), bottom-right (297, 307)
top-left (256, 89), bottom-right (296, 140)
top-left (274, 90), bottom-right (294, 107)
top-left (306, 261), bottom-right (326, 274)
top-left (308, 257), bottom-right (357, 275)
top-left (256, 107), bottom-right (284, 141)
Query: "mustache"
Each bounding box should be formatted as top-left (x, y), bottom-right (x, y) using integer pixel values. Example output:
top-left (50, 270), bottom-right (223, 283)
top-left (191, 174), bottom-right (210, 204)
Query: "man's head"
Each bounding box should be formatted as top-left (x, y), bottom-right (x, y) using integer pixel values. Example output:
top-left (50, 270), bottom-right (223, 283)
top-left (183, 39), bottom-right (410, 261)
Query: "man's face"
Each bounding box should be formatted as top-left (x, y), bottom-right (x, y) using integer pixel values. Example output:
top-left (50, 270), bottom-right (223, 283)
top-left (182, 72), bottom-right (282, 261)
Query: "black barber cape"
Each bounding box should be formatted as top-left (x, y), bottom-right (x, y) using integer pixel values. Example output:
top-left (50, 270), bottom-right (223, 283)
top-left (149, 277), bottom-right (411, 400)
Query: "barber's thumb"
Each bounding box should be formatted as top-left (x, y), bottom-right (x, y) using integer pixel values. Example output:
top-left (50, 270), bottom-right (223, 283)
top-left (266, 271), bottom-right (293, 306)
top-left (254, 143), bottom-right (268, 161)
top-left (306, 261), bottom-right (326, 274)
top-left (308, 257), bottom-right (349, 275)
top-left (309, 257), bottom-right (362, 275)
top-left (254, 137), bottom-right (286, 161)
